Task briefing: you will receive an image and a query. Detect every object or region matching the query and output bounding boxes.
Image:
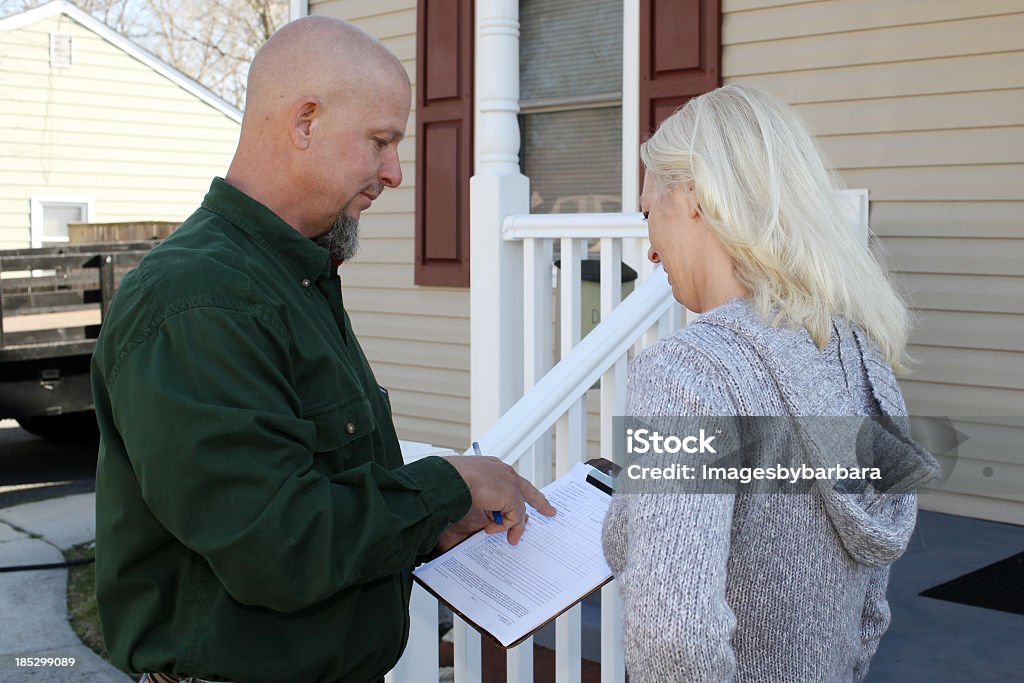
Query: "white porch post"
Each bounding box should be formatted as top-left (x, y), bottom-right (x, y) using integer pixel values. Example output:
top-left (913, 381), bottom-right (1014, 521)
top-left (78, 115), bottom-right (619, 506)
top-left (622, 0), bottom-right (640, 215)
top-left (622, 0), bottom-right (647, 279)
top-left (470, 0), bottom-right (528, 434)
top-left (464, 0), bottom-right (529, 679)
top-left (287, 0), bottom-right (307, 21)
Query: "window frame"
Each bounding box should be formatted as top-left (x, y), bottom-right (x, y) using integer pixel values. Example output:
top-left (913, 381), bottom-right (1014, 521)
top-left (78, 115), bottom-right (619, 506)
top-left (29, 194), bottom-right (94, 248)
top-left (49, 32), bottom-right (73, 68)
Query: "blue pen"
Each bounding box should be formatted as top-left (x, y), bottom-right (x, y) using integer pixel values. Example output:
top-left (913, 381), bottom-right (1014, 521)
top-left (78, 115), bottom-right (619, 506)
top-left (472, 441), bottom-right (504, 525)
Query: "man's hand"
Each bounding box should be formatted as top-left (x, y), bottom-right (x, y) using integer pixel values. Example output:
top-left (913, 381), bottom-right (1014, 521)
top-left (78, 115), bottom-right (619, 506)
top-left (443, 455), bottom-right (557, 545)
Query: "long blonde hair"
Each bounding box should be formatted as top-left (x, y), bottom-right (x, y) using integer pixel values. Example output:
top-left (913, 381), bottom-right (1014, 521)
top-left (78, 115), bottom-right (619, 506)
top-left (640, 84), bottom-right (911, 372)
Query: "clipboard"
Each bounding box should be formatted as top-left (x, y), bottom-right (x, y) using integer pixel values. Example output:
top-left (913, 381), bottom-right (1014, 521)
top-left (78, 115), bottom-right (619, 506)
top-left (412, 459), bottom-right (620, 649)
top-left (413, 561), bottom-right (612, 650)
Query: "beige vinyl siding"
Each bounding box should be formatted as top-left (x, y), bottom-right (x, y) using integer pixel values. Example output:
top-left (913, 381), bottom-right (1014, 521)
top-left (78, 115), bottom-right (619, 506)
top-left (313, 0), bottom-right (472, 451)
top-left (0, 13), bottom-right (239, 248)
top-left (723, 0), bottom-right (1024, 524)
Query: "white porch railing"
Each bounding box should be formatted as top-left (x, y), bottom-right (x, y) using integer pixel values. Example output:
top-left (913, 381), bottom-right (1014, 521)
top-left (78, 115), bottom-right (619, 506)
top-left (388, 213), bottom-right (680, 683)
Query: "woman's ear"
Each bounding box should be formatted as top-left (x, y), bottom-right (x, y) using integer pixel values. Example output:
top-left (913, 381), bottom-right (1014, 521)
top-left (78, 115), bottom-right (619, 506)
top-left (685, 183), bottom-right (701, 220)
top-left (290, 98), bottom-right (321, 150)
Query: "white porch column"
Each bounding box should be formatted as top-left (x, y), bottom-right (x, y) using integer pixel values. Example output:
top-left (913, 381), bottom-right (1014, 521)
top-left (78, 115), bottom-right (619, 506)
top-left (622, 0), bottom-right (647, 278)
top-left (287, 0), bottom-right (307, 21)
top-left (465, 1), bottom-right (529, 679)
top-left (471, 0), bottom-right (528, 436)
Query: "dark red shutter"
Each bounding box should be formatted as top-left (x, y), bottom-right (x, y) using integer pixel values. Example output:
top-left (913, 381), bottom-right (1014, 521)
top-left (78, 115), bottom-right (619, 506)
top-left (638, 0), bottom-right (721, 139)
top-left (415, 0), bottom-right (473, 287)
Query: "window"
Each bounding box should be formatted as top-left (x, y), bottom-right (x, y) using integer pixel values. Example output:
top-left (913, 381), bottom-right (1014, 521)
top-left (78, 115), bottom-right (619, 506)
top-left (519, 0), bottom-right (623, 214)
top-left (411, 0), bottom-right (719, 285)
top-left (50, 33), bottom-right (73, 68)
top-left (30, 196), bottom-right (93, 247)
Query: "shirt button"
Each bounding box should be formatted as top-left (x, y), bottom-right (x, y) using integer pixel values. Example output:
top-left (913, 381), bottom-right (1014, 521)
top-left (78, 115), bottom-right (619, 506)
top-left (301, 278), bottom-right (311, 288)
top-left (346, 422), bottom-right (356, 434)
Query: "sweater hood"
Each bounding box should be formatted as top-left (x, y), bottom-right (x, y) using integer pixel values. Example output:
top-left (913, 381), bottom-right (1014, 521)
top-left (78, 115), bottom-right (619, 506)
top-left (698, 299), bottom-right (941, 567)
top-left (800, 414), bottom-right (940, 567)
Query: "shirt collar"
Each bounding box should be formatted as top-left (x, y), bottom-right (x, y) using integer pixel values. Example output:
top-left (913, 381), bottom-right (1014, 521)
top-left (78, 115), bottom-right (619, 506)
top-left (200, 177), bottom-right (333, 283)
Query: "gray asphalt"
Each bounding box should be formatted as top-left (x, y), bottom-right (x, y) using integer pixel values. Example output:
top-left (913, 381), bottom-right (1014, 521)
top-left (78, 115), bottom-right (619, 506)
top-left (0, 419), bottom-right (98, 508)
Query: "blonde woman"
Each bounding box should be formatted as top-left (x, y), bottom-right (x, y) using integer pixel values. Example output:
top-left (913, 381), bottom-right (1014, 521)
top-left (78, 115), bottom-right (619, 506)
top-left (602, 85), bottom-right (939, 681)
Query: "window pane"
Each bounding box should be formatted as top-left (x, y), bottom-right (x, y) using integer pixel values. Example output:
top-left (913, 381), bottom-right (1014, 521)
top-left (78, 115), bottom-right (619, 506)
top-left (42, 203), bottom-right (85, 241)
top-left (520, 107), bottom-right (622, 214)
top-left (520, 0), bottom-right (622, 102)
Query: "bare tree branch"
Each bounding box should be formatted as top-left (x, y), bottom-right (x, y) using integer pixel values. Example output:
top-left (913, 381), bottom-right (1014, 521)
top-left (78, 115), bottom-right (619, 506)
top-left (1, 0), bottom-right (287, 108)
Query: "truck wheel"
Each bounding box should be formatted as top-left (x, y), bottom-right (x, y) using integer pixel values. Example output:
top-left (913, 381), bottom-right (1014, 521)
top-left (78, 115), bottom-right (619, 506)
top-left (16, 412), bottom-right (99, 443)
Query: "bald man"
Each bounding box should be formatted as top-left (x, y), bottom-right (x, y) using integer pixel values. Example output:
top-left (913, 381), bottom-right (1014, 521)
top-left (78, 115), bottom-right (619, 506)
top-left (92, 17), bottom-right (553, 683)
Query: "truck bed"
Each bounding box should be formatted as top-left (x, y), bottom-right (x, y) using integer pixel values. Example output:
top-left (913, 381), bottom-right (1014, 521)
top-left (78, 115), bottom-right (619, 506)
top-left (0, 242), bottom-right (155, 423)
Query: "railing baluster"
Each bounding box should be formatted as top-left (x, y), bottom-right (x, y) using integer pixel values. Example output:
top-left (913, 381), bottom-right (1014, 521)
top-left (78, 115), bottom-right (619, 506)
top-left (454, 617), bottom-right (482, 682)
top-left (554, 237), bottom-right (584, 683)
top-left (556, 237), bottom-right (584, 476)
top-left (556, 604), bottom-right (582, 683)
top-left (522, 237), bottom-right (554, 487)
top-left (599, 239), bottom-right (626, 465)
top-left (598, 239), bottom-right (628, 682)
top-left (558, 238), bottom-right (582, 367)
top-left (507, 639), bottom-right (534, 683)
top-left (385, 584), bottom-right (439, 683)
top-left (507, 236), bottom-right (553, 682)
top-left (516, 229), bottom-right (545, 676)
top-left (601, 581), bottom-right (626, 683)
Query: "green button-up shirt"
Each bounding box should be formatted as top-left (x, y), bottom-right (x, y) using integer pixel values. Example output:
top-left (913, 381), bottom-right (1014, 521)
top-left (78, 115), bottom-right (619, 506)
top-left (92, 178), bottom-right (471, 683)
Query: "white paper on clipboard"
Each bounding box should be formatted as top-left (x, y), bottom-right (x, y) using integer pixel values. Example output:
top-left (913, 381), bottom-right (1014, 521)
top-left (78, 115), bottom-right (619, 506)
top-left (413, 461), bottom-right (613, 647)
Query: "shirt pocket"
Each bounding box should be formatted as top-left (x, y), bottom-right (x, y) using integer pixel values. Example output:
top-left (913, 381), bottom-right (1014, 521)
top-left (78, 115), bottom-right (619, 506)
top-left (304, 391), bottom-right (377, 465)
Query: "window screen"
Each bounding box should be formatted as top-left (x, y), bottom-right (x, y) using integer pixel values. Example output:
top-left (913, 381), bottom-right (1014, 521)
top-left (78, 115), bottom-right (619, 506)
top-left (520, 0), bottom-right (622, 102)
top-left (520, 108), bottom-right (622, 214)
top-left (41, 202), bottom-right (85, 242)
top-left (520, 0), bottom-right (623, 215)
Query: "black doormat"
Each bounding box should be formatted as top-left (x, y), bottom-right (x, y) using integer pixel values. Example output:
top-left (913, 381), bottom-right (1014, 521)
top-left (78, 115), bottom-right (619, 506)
top-left (920, 551), bottom-right (1024, 616)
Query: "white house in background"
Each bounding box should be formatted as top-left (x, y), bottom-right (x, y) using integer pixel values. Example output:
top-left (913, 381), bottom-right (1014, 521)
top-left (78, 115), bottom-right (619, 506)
top-left (296, 0), bottom-right (1024, 529)
top-left (0, 0), bottom-right (241, 249)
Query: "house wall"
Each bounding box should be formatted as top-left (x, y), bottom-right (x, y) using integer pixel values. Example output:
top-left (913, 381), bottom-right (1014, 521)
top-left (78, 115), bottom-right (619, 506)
top-left (316, 0), bottom-right (1024, 521)
top-left (0, 13), bottom-right (240, 249)
top-left (721, 0), bottom-right (1024, 523)
top-left (313, 0), bottom-right (471, 451)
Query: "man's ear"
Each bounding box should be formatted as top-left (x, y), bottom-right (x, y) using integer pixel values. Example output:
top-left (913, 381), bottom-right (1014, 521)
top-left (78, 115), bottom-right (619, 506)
top-left (290, 97), bottom-right (321, 150)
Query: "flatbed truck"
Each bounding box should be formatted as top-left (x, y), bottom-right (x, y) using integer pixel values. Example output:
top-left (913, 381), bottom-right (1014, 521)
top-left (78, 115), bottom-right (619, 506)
top-left (0, 241), bottom-right (156, 440)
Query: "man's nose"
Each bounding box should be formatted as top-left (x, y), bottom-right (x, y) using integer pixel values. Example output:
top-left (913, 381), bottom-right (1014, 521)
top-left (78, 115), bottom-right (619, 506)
top-left (380, 150), bottom-right (402, 188)
top-left (648, 246), bottom-right (661, 263)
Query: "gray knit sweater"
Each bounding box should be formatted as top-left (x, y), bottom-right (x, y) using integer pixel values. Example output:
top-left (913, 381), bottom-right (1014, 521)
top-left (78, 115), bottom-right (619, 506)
top-left (602, 297), bottom-right (939, 682)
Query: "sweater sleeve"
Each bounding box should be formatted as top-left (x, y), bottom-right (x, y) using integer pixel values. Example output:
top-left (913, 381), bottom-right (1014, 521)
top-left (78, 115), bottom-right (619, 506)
top-left (608, 337), bottom-right (740, 682)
